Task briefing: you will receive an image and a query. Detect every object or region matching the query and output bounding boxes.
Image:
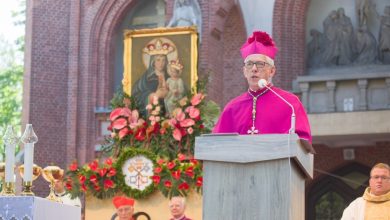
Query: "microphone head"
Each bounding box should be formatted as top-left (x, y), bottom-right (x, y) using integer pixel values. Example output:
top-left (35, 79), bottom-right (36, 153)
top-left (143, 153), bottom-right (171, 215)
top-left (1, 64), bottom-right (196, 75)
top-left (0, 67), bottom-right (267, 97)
top-left (258, 79), bottom-right (268, 88)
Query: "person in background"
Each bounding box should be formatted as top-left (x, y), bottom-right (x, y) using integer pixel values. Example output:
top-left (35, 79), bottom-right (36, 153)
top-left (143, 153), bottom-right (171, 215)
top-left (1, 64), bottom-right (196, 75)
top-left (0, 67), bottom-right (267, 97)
top-left (212, 30), bottom-right (311, 143)
top-left (112, 196), bottom-right (135, 220)
top-left (54, 179), bottom-right (82, 207)
top-left (341, 162), bottom-right (390, 220)
top-left (169, 196), bottom-right (192, 220)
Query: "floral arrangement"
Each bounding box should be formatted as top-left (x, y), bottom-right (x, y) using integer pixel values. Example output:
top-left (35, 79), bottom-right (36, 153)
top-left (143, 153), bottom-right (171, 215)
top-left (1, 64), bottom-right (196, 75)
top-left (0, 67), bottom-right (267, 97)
top-left (64, 82), bottom-right (220, 199)
top-left (152, 153), bottom-right (202, 198)
top-left (65, 158), bottom-right (117, 199)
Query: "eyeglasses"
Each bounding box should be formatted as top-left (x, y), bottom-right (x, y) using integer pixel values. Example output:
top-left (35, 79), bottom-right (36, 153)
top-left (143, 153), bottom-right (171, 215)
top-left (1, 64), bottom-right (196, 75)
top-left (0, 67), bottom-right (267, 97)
top-left (244, 61), bottom-right (270, 69)
top-left (370, 175), bottom-right (390, 181)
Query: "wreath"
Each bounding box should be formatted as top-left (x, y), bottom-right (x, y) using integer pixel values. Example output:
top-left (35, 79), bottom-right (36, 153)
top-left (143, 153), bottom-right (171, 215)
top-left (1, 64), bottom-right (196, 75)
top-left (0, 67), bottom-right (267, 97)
top-left (114, 148), bottom-right (157, 199)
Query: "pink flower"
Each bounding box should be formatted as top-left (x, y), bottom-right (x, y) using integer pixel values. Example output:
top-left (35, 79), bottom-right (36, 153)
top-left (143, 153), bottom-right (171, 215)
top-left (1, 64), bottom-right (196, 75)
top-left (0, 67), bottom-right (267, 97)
top-left (109, 108), bottom-right (122, 121)
top-left (175, 109), bottom-right (186, 122)
top-left (180, 118), bottom-right (195, 127)
top-left (186, 106), bottom-right (200, 119)
top-left (112, 118), bottom-right (127, 130)
top-left (191, 93), bottom-right (204, 106)
top-left (187, 127), bottom-right (194, 134)
top-left (129, 110), bottom-right (141, 129)
top-left (157, 158), bottom-right (165, 165)
top-left (120, 108), bottom-right (132, 117)
top-left (179, 97), bottom-right (188, 106)
top-left (118, 127), bottom-right (129, 139)
top-left (173, 128), bottom-right (182, 141)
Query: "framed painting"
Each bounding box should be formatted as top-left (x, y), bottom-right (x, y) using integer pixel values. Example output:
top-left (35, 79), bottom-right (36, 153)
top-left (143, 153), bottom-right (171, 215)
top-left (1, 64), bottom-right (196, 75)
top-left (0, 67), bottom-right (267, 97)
top-left (122, 27), bottom-right (198, 114)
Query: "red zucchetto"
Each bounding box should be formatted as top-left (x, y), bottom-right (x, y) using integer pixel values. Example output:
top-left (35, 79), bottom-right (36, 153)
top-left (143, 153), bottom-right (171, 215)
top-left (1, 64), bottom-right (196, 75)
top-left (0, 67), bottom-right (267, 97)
top-left (112, 196), bottom-right (135, 208)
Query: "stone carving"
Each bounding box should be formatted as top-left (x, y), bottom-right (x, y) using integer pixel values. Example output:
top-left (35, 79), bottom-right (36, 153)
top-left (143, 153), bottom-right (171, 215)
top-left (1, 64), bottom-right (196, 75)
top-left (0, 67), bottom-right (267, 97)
top-left (354, 25), bottom-right (377, 64)
top-left (167, 0), bottom-right (202, 39)
top-left (378, 6), bottom-right (390, 64)
top-left (321, 9), bottom-right (355, 66)
top-left (355, 0), bottom-right (379, 27)
top-left (307, 6), bottom-right (385, 68)
top-left (307, 29), bottom-right (326, 67)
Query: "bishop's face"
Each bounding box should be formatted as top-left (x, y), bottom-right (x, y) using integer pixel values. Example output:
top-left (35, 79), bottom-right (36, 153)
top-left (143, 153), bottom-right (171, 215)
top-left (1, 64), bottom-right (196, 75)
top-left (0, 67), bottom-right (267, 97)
top-left (243, 56), bottom-right (275, 91)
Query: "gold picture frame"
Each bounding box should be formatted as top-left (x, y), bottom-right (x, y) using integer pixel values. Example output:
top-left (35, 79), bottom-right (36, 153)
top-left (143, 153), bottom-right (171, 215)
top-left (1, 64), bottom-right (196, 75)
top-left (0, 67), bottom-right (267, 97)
top-left (122, 27), bottom-right (198, 113)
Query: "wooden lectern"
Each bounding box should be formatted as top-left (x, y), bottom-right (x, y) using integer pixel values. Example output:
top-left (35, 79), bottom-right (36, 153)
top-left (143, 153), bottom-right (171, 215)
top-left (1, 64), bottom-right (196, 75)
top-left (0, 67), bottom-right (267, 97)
top-left (195, 133), bottom-right (313, 220)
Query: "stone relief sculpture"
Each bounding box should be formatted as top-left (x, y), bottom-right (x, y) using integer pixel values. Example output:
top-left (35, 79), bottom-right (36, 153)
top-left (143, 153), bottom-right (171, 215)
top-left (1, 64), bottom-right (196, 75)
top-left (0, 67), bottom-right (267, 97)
top-left (307, 5), bottom-right (390, 68)
top-left (354, 25), bottom-right (377, 64)
top-left (356, 0), bottom-right (379, 27)
top-left (307, 29), bottom-right (326, 67)
top-left (378, 6), bottom-right (390, 64)
top-left (167, 0), bottom-right (202, 40)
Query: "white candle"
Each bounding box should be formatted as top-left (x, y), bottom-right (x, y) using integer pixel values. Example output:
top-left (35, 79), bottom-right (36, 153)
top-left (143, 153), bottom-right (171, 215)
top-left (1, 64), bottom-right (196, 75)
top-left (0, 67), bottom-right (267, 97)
top-left (24, 143), bottom-right (34, 182)
top-left (5, 143), bottom-right (16, 182)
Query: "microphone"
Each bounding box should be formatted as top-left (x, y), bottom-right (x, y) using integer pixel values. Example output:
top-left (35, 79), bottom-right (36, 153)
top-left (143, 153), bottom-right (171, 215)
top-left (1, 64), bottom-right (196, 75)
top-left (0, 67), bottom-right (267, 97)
top-left (258, 79), bottom-right (296, 134)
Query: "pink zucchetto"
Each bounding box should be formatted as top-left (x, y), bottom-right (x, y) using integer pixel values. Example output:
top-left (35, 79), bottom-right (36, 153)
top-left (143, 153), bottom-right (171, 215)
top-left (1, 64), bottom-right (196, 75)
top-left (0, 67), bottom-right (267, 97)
top-left (240, 31), bottom-right (278, 64)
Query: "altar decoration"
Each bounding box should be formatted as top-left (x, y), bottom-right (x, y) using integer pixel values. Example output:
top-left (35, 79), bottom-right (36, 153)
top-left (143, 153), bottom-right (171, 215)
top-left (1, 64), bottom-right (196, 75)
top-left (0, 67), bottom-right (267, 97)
top-left (64, 81), bottom-right (220, 199)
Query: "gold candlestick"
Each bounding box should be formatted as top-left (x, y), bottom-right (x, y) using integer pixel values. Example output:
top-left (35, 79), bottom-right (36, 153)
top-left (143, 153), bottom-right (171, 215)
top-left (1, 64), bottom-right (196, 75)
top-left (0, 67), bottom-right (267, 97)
top-left (19, 164), bottom-right (42, 196)
top-left (3, 182), bottom-right (16, 196)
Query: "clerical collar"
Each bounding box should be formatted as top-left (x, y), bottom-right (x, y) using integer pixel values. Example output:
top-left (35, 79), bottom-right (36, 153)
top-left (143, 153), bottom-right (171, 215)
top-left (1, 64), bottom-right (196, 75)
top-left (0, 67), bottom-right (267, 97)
top-left (247, 87), bottom-right (269, 135)
top-left (55, 191), bottom-right (66, 197)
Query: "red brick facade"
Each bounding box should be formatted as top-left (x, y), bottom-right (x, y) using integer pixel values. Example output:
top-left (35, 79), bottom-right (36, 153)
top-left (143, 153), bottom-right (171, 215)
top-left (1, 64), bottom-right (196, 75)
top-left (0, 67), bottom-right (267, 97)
top-left (23, 0), bottom-right (389, 215)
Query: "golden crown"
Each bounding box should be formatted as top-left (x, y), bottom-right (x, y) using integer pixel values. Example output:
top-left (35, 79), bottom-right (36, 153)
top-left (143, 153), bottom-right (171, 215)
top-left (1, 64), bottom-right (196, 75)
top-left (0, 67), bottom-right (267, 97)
top-left (169, 59), bottom-right (183, 70)
top-left (143, 39), bottom-right (175, 55)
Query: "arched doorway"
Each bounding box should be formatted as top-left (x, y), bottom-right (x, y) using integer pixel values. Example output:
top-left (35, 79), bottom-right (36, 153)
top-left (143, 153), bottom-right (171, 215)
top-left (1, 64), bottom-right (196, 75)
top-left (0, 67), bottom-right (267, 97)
top-left (306, 163), bottom-right (370, 220)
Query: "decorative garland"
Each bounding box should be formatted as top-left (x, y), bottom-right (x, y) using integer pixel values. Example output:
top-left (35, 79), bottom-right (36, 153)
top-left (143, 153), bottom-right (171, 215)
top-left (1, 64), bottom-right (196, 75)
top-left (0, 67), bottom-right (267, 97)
top-left (114, 148), bottom-right (157, 199)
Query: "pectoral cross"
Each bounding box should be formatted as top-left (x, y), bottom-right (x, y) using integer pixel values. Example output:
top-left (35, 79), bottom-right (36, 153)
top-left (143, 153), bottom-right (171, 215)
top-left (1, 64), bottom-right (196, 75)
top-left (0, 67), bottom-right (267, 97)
top-left (247, 126), bottom-right (258, 135)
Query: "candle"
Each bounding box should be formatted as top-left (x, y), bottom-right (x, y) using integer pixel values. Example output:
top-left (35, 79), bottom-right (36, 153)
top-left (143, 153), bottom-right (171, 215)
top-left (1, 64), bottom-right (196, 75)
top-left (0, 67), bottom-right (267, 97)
top-left (21, 124), bottom-right (38, 182)
top-left (3, 125), bottom-right (19, 182)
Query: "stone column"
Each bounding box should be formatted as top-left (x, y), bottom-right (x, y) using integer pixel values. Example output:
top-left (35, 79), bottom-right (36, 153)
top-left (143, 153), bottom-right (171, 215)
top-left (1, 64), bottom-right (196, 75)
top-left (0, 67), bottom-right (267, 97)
top-left (326, 81), bottom-right (336, 112)
top-left (357, 79), bottom-right (368, 110)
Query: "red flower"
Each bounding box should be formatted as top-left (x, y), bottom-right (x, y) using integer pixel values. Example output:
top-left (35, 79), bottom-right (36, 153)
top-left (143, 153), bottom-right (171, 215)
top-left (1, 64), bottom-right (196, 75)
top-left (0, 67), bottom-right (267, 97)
top-left (152, 175), bottom-right (161, 184)
top-left (65, 181), bottom-right (72, 190)
top-left (99, 168), bottom-right (107, 177)
top-left (190, 159), bottom-right (198, 165)
top-left (69, 162), bottom-right (78, 171)
top-left (157, 158), bottom-right (165, 165)
top-left (81, 184), bottom-right (87, 192)
top-left (135, 128), bottom-right (146, 141)
top-left (107, 168), bottom-right (116, 177)
top-left (164, 180), bottom-right (172, 188)
top-left (172, 170), bottom-right (181, 180)
top-left (105, 158), bottom-right (113, 166)
top-left (178, 153), bottom-right (186, 161)
top-left (185, 167), bottom-right (194, 178)
top-left (103, 179), bottom-right (115, 189)
top-left (89, 160), bottom-right (98, 171)
top-left (196, 177), bottom-right (203, 187)
top-left (94, 184), bottom-right (101, 191)
top-left (78, 175), bottom-right (86, 184)
top-left (154, 167), bottom-right (162, 174)
top-left (199, 124), bottom-right (204, 129)
top-left (178, 182), bottom-right (189, 190)
top-left (90, 174), bottom-right (98, 184)
top-left (167, 161), bottom-right (176, 170)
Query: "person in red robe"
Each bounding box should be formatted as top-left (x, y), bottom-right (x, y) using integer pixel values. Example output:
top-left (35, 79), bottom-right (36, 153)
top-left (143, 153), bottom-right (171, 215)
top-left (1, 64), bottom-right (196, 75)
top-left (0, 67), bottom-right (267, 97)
top-left (213, 31), bottom-right (312, 143)
top-left (113, 196), bottom-right (135, 220)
